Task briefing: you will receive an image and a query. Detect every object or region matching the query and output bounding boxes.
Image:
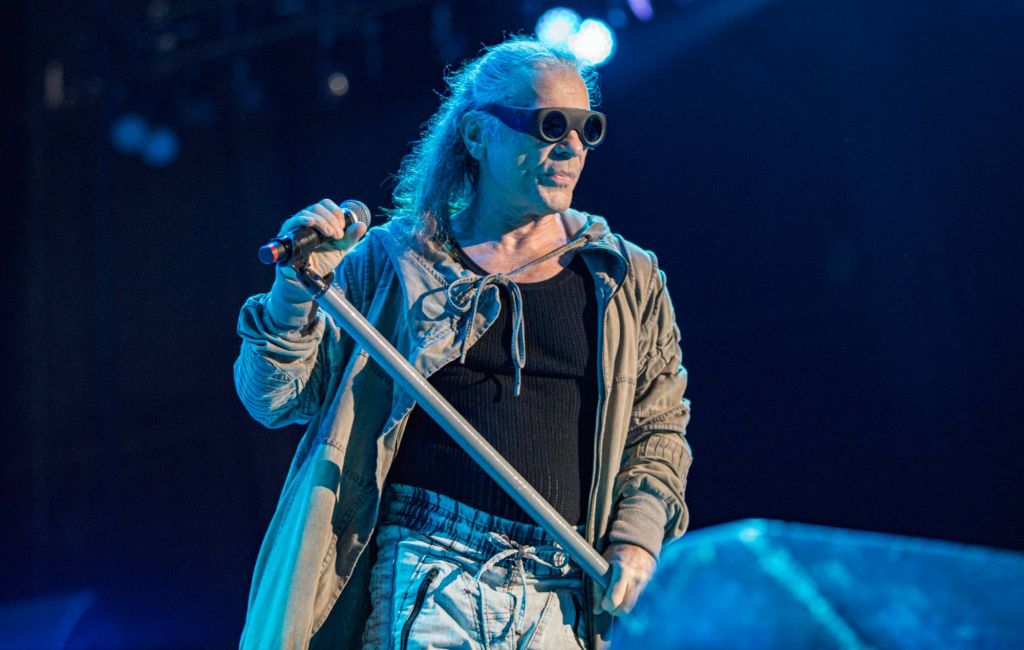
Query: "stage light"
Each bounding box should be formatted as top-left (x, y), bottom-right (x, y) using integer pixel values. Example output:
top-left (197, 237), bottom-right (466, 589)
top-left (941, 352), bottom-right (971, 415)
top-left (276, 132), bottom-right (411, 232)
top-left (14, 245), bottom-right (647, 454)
top-left (110, 113), bottom-right (150, 154)
top-left (606, 7), bottom-right (629, 29)
top-left (141, 125), bottom-right (179, 167)
top-left (627, 0), bottom-right (655, 22)
top-left (568, 19), bottom-right (616, 67)
top-left (536, 7), bottom-right (582, 50)
top-left (327, 72), bottom-right (350, 97)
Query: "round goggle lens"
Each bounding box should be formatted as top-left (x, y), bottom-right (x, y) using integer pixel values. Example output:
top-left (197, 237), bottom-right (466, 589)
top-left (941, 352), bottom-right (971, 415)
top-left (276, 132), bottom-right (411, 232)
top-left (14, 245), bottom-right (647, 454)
top-left (541, 111), bottom-right (569, 140)
top-left (583, 115), bottom-right (604, 144)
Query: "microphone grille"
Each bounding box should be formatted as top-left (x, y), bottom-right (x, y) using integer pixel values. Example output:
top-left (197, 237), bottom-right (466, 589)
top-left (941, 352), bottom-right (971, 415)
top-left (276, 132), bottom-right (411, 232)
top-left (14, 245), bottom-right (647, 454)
top-left (340, 199), bottom-right (372, 227)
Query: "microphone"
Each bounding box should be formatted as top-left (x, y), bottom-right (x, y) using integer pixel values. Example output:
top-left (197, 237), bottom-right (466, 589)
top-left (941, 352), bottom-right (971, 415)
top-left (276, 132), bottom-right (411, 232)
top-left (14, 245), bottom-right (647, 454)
top-left (258, 199), bottom-right (372, 266)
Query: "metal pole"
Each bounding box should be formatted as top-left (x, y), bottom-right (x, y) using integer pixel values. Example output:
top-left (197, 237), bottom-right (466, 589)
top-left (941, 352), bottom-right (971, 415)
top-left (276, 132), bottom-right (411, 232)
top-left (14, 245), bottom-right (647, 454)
top-left (298, 269), bottom-right (611, 588)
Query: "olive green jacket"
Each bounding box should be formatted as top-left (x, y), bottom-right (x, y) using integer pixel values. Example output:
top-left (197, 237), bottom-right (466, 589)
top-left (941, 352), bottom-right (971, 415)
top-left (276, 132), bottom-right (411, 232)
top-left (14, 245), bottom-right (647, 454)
top-left (234, 209), bottom-right (692, 649)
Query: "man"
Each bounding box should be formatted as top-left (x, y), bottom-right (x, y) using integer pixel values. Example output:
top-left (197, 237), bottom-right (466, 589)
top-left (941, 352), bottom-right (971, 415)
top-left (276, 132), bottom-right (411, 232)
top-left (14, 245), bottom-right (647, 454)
top-left (235, 36), bottom-right (691, 649)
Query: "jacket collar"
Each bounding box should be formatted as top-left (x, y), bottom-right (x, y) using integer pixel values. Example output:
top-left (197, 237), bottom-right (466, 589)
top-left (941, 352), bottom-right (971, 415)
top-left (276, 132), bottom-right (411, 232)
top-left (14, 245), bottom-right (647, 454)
top-left (375, 208), bottom-right (629, 298)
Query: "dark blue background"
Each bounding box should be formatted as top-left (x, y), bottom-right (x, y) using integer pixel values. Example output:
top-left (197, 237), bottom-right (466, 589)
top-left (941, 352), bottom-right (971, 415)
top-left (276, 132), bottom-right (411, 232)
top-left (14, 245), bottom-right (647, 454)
top-left (4, 0), bottom-right (1022, 645)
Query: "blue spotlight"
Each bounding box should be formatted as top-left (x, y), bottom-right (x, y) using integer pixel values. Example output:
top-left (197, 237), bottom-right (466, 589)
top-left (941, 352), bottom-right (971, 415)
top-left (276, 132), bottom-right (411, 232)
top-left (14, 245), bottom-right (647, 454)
top-left (536, 7), bottom-right (582, 50)
top-left (141, 125), bottom-right (180, 167)
top-left (110, 113), bottom-right (150, 154)
top-left (627, 0), bottom-right (654, 22)
top-left (568, 18), bottom-right (617, 67)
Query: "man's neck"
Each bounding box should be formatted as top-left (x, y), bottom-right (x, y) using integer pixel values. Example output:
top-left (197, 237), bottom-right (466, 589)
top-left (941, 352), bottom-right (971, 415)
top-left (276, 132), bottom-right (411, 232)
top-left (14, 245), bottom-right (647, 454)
top-left (453, 197), bottom-right (571, 275)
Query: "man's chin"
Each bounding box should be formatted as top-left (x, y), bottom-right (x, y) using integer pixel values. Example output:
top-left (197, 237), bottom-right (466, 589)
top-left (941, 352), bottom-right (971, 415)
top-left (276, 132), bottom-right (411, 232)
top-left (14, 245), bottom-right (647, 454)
top-left (537, 189), bottom-right (574, 214)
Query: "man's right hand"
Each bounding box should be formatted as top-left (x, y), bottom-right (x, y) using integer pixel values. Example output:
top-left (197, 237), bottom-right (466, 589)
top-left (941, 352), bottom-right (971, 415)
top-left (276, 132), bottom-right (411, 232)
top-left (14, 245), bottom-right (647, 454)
top-left (276, 198), bottom-right (368, 281)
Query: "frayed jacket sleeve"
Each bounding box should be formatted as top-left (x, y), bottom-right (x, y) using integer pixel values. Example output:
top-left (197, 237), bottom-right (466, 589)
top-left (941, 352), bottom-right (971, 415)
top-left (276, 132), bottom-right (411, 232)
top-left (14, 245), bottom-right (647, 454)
top-left (607, 256), bottom-right (692, 559)
top-left (233, 259), bottom-right (362, 429)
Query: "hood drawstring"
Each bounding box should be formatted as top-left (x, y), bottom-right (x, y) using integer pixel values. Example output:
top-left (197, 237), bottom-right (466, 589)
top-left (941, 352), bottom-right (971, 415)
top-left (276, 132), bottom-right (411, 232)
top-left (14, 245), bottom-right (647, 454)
top-left (445, 231), bottom-right (593, 397)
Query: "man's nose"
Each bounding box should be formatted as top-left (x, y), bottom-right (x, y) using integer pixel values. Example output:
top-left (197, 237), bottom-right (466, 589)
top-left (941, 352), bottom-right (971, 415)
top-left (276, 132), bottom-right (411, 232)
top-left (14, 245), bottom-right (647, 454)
top-left (551, 130), bottom-right (586, 158)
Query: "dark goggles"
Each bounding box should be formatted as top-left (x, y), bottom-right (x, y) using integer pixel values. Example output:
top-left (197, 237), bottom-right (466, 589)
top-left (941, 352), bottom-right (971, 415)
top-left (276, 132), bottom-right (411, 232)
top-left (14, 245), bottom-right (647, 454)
top-left (480, 104), bottom-right (607, 148)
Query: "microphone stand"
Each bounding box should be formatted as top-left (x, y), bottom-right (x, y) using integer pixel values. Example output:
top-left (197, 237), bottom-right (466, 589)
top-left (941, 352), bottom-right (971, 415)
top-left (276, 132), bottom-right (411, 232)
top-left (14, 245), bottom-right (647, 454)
top-left (292, 261), bottom-right (611, 589)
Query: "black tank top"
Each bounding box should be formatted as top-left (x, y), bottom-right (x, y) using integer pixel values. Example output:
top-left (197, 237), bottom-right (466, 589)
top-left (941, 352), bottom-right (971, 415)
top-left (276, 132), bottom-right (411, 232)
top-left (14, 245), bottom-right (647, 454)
top-left (387, 247), bottom-right (599, 525)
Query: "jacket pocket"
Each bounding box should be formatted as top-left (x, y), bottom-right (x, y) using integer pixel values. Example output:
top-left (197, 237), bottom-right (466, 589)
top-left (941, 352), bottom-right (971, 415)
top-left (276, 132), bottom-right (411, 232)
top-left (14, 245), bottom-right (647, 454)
top-left (400, 567), bottom-right (440, 650)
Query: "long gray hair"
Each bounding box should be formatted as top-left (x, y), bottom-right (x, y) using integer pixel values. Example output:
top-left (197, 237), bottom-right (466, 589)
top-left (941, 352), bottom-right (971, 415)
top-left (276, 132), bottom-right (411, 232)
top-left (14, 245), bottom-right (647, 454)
top-left (388, 35), bottom-right (600, 249)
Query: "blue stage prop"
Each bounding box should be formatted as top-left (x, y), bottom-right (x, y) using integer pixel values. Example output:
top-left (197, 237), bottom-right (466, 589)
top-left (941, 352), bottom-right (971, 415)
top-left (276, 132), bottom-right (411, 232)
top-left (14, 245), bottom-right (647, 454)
top-left (612, 519), bottom-right (1024, 649)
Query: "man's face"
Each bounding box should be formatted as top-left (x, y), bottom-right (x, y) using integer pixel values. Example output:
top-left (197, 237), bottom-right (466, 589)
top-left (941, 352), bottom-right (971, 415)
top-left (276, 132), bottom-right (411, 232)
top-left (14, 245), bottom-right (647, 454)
top-left (479, 66), bottom-right (591, 217)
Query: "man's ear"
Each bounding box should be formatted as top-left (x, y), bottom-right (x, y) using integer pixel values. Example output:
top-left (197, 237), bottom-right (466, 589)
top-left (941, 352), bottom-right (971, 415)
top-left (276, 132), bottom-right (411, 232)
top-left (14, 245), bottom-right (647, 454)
top-left (460, 111), bottom-right (486, 161)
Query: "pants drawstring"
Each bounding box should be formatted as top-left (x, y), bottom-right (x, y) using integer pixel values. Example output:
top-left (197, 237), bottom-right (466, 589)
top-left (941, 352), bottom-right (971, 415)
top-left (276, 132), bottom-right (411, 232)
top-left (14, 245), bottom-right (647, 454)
top-left (471, 531), bottom-right (563, 645)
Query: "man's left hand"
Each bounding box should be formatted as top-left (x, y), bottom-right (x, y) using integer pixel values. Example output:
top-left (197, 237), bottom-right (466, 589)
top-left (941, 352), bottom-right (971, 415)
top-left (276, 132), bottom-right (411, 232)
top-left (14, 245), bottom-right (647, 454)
top-left (596, 543), bottom-right (657, 616)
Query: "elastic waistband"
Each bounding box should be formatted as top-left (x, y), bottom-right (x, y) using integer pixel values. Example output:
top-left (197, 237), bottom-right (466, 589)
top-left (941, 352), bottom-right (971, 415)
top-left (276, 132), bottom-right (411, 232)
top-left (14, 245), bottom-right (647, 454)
top-left (381, 483), bottom-right (584, 557)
